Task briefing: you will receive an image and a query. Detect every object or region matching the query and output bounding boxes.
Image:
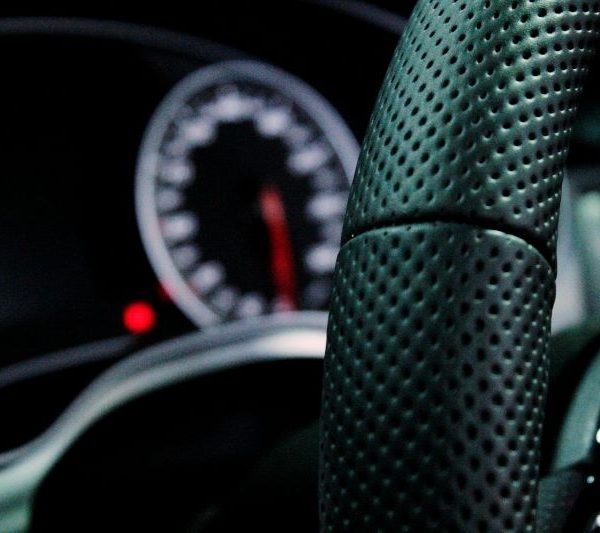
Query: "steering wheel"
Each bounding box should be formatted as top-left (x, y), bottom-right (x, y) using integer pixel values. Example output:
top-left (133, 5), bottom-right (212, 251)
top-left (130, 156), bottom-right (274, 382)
top-left (320, 1), bottom-right (600, 531)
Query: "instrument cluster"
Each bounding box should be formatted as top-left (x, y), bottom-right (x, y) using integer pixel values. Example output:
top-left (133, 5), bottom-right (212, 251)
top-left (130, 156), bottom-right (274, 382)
top-left (0, 4), bottom-right (400, 367)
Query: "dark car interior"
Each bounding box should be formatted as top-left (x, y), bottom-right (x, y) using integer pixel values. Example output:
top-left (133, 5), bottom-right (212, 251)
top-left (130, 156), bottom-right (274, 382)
top-left (1, 1), bottom-right (600, 531)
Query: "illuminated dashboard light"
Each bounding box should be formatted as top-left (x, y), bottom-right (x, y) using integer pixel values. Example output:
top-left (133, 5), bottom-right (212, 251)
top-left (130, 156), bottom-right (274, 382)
top-left (123, 301), bottom-right (157, 334)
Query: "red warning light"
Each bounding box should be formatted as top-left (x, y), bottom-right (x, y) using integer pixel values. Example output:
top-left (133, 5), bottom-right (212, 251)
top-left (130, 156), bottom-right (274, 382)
top-left (123, 301), bottom-right (157, 335)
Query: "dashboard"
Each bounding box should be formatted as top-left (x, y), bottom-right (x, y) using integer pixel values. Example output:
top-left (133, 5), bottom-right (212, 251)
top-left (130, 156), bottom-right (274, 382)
top-left (1, 3), bottom-right (597, 364)
top-left (0, 9), bottom-right (381, 530)
top-left (0, 5), bottom-right (401, 367)
top-left (1, 3), bottom-right (600, 530)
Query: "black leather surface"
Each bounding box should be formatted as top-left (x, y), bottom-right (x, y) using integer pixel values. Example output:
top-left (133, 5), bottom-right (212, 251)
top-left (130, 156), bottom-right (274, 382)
top-left (321, 224), bottom-right (554, 531)
top-left (320, 0), bottom-right (600, 531)
top-left (342, 0), bottom-right (600, 269)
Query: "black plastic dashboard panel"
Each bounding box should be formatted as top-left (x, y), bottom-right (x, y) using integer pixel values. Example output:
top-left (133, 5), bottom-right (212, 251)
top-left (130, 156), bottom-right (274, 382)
top-left (0, 313), bottom-right (327, 533)
top-left (0, 0), bottom-right (402, 465)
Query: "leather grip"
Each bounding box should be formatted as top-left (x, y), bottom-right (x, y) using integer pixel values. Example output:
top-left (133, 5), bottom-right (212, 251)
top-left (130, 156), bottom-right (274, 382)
top-left (320, 1), bottom-right (600, 531)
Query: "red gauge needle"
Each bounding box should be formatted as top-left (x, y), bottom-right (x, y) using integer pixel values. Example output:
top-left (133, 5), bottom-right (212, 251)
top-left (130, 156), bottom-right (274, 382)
top-left (259, 185), bottom-right (298, 311)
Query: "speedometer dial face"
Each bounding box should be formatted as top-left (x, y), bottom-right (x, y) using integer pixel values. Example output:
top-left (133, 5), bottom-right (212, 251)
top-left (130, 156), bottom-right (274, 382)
top-left (136, 61), bottom-right (359, 327)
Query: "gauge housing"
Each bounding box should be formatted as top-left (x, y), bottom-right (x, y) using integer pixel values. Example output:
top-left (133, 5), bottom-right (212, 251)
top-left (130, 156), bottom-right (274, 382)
top-left (136, 60), bottom-right (360, 327)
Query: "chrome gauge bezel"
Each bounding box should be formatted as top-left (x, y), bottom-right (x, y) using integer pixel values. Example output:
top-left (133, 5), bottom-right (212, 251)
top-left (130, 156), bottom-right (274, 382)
top-left (135, 60), bottom-right (359, 327)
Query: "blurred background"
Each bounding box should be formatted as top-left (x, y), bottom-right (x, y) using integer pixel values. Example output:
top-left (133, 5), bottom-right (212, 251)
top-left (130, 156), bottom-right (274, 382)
top-left (1, 2), bottom-right (600, 531)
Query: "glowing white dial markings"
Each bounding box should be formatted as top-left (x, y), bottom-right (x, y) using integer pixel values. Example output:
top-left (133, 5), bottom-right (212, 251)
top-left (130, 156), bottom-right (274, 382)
top-left (190, 261), bottom-right (225, 294)
top-left (160, 212), bottom-right (199, 244)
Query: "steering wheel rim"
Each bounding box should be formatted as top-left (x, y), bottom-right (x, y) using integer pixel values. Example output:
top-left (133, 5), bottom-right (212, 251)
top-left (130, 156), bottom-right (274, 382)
top-left (320, 1), bottom-right (600, 531)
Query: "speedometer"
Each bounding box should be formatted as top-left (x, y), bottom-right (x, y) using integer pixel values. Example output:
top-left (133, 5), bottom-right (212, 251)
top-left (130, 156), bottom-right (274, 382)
top-left (136, 61), bottom-right (359, 327)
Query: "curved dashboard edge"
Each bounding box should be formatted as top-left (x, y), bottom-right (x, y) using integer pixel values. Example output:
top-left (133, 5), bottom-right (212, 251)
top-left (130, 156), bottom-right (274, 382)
top-left (0, 311), bottom-right (327, 533)
top-left (0, 17), bottom-right (249, 61)
top-left (307, 0), bottom-right (406, 34)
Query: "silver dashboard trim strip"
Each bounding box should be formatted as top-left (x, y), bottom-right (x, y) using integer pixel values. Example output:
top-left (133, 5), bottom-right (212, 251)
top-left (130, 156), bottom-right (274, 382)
top-left (0, 312), bottom-right (327, 533)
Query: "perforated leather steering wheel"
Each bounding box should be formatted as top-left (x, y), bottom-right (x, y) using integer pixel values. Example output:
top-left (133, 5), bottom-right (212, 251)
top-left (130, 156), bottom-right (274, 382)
top-left (319, 1), bottom-right (600, 531)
